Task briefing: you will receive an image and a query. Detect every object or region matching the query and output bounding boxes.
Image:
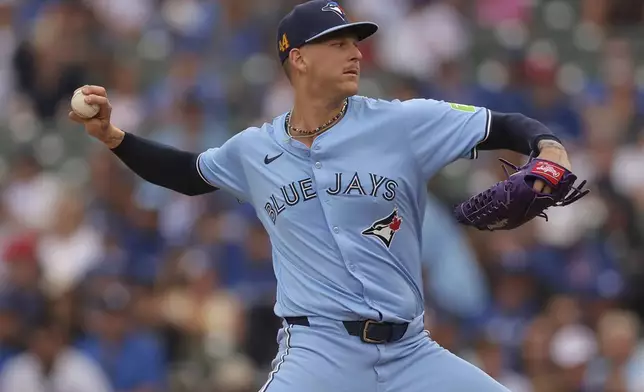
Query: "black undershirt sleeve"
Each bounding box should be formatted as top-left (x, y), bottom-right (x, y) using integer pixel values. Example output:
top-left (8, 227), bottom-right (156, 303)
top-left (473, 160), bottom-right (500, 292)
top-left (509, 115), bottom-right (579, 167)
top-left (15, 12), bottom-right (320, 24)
top-left (477, 111), bottom-right (562, 156)
top-left (110, 132), bottom-right (217, 196)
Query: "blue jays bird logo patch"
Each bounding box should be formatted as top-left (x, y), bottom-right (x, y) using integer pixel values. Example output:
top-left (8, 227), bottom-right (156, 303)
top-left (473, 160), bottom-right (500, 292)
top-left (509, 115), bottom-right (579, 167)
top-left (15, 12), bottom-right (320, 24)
top-left (362, 208), bottom-right (402, 248)
top-left (322, 1), bottom-right (347, 20)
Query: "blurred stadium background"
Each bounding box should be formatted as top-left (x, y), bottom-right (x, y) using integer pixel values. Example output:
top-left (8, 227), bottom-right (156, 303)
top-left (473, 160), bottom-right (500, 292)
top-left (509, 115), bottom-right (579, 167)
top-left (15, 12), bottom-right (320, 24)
top-left (0, 0), bottom-right (643, 391)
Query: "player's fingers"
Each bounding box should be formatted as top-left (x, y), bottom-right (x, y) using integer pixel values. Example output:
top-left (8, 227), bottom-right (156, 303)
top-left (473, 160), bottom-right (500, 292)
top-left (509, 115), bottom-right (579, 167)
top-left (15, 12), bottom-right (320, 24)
top-left (68, 111), bottom-right (86, 123)
top-left (84, 94), bottom-right (109, 106)
top-left (81, 85), bottom-right (107, 97)
top-left (533, 179), bottom-right (545, 192)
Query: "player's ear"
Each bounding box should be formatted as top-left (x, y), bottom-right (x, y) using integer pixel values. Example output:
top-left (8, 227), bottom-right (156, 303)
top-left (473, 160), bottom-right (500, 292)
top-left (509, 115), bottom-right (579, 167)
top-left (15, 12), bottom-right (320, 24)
top-left (290, 49), bottom-right (307, 74)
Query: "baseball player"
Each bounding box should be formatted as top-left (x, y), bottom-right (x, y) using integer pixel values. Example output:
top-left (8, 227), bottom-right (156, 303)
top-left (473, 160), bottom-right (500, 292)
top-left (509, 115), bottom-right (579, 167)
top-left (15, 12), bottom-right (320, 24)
top-left (69, 1), bottom-right (587, 391)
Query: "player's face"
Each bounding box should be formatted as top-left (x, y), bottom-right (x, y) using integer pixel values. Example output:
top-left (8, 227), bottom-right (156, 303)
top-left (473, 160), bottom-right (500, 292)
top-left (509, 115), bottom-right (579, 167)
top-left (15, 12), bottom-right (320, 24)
top-left (302, 34), bottom-right (362, 96)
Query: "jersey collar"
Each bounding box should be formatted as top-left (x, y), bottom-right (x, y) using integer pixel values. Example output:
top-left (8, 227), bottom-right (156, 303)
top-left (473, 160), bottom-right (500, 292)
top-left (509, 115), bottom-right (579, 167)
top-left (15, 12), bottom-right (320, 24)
top-left (275, 97), bottom-right (354, 158)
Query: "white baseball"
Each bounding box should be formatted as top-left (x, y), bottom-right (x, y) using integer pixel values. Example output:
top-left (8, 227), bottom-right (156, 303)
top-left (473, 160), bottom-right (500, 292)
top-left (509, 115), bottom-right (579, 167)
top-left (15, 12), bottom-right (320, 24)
top-left (71, 88), bottom-right (100, 119)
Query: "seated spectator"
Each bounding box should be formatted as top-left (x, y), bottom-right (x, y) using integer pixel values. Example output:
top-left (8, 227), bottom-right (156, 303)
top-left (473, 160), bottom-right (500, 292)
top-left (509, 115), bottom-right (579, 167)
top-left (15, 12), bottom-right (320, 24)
top-left (156, 247), bottom-right (246, 391)
top-left (2, 150), bottom-right (63, 232)
top-left (0, 292), bottom-right (22, 375)
top-left (120, 206), bottom-right (165, 287)
top-left (585, 309), bottom-right (644, 391)
top-left (49, 287), bottom-right (86, 345)
top-left (0, 317), bottom-right (112, 392)
top-left (470, 249), bottom-right (540, 371)
top-left (159, 248), bottom-right (245, 357)
top-left (523, 57), bottom-right (584, 145)
top-left (520, 316), bottom-right (559, 387)
top-left (468, 338), bottom-right (533, 392)
top-left (476, 0), bottom-right (532, 27)
top-left (549, 323), bottom-right (598, 392)
top-left (2, 233), bottom-right (47, 329)
top-left (530, 236), bottom-right (624, 303)
top-left (223, 209), bottom-right (278, 369)
top-left (222, 206), bottom-right (277, 304)
top-left (582, 0), bottom-right (644, 28)
top-left (583, 39), bottom-right (644, 144)
top-left (11, 0), bottom-right (89, 121)
top-left (211, 354), bottom-right (257, 392)
top-left (37, 188), bottom-right (104, 298)
top-left (78, 283), bottom-right (166, 392)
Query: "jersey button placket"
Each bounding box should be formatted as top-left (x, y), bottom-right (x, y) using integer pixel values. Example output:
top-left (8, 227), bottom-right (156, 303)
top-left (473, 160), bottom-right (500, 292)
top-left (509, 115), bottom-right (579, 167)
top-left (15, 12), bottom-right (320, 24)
top-left (315, 162), bottom-right (322, 169)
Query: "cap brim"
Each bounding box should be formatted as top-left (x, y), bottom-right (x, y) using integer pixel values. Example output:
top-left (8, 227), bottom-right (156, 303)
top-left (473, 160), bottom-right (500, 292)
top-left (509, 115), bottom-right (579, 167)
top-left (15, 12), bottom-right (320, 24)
top-left (305, 22), bottom-right (379, 44)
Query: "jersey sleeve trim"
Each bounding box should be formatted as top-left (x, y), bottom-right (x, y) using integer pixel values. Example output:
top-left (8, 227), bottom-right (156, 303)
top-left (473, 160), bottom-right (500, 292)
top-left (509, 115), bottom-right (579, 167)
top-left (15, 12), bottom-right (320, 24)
top-left (469, 108), bottom-right (491, 160)
top-left (196, 152), bottom-right (217, 188)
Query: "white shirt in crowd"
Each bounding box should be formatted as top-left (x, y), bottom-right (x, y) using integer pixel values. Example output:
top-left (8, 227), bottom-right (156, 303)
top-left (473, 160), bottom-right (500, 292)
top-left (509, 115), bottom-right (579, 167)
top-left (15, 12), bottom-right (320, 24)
top-left (37, 225), bottom-right (104, 297)
top-left (0, 348), bottom-right (113, 392)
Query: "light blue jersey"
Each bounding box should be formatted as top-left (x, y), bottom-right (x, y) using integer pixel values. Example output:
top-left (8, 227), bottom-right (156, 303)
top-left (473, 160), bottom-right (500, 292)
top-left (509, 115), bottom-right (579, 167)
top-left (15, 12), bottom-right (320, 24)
top-left (198, 96), bottom-right (490, 323)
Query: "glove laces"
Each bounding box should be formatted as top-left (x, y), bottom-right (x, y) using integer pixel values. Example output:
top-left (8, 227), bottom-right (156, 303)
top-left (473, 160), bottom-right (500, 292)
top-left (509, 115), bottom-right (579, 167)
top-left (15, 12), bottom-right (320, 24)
top-left (464, 181), bottom-right (513, 222)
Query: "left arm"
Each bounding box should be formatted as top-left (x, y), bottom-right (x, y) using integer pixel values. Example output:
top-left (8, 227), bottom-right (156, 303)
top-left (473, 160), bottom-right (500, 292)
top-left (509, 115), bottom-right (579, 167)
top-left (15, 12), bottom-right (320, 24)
top-left (479, 111), bottom-right (572, 192)
top-left (444, 106), bottom-right (588, 230)
top-left (478, 111), bottom-right (563, 157)
top-left (400, 100), bottom-right (570, 181)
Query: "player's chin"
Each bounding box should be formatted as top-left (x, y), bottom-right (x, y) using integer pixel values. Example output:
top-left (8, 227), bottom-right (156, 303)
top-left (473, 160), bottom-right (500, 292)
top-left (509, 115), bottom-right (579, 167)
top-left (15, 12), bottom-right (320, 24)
top-left (338, 76), bottom-right (360, 96)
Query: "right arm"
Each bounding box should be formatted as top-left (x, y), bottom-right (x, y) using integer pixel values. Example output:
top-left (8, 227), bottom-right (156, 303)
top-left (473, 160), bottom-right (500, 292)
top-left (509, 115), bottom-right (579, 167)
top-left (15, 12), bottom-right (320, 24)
top-left (70, 85), bottom-right (248, 199)
top-left (110, 128), bottom-right (215, 196)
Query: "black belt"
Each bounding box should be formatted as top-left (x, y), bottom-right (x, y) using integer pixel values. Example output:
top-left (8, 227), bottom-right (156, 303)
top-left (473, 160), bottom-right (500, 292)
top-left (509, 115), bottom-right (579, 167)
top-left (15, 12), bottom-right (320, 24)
top-left (284, 316), bottom-right (409, 344)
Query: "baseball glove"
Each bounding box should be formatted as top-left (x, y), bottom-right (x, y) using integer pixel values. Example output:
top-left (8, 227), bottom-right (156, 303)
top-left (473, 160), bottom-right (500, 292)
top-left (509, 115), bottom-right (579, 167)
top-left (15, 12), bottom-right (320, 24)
top-left (453, 157), bottom-right (589, 231)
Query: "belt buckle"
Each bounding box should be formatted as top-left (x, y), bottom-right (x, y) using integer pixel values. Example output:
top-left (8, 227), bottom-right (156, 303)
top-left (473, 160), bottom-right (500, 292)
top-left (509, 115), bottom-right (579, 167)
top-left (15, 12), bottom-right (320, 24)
top-left (361, 320), bottom-right (386, 344)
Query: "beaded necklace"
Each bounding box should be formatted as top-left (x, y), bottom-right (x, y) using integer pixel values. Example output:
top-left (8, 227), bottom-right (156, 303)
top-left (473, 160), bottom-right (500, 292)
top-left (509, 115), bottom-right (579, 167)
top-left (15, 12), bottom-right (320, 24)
top-left (284, 99), bottom-right (348, 139)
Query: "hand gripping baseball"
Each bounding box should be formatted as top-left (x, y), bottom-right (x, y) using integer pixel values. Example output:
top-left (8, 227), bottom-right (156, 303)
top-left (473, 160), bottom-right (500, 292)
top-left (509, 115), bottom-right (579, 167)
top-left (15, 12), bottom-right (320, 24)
top-left (68, 85), bottom-right (124, 149)
top-left (453, 157), bottom-right (590, 231)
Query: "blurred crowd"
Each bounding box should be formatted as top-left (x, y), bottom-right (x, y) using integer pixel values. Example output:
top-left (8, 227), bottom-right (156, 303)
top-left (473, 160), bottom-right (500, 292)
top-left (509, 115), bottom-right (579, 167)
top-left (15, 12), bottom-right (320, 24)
top-left (0, 0), bottom-right (643, 391)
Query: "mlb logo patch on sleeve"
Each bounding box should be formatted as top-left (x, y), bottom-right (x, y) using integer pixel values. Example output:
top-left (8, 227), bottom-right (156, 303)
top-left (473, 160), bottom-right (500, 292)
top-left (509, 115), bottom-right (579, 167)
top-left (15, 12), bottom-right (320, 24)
top-left (448, 103), bottom-right (476, 112)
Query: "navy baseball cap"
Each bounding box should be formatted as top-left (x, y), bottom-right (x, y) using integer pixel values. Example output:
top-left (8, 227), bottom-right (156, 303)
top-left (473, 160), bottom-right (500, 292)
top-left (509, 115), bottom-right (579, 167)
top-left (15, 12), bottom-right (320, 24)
top-left (277, 1), bottom-right (379, 63)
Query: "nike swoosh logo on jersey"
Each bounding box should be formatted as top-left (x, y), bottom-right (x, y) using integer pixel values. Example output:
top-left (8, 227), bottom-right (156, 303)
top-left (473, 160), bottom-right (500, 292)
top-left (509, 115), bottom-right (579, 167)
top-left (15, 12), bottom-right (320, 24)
top-left (264, 152), bottom-right (283, 164)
